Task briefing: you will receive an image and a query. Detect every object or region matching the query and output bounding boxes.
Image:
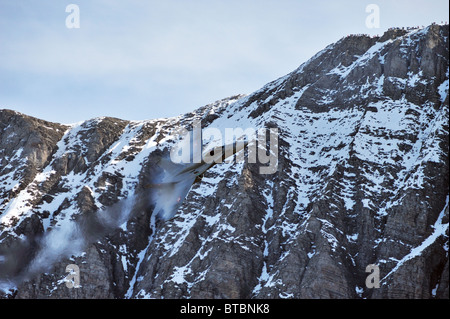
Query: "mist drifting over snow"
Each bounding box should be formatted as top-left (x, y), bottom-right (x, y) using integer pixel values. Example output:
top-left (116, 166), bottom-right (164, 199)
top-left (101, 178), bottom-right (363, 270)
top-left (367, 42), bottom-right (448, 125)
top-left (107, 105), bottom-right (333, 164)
top-left (0, 192), bottom-right (141, 291)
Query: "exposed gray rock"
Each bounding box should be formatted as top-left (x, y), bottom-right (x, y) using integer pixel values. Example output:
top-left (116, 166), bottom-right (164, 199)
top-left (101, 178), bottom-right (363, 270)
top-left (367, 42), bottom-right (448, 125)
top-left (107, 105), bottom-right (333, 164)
top-left (0, 25), bottom-right (448, 299)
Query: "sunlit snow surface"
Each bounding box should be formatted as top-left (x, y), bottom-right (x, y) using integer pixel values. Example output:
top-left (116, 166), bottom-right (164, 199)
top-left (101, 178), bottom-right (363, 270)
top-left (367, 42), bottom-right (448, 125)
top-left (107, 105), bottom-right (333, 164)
top-left (0, 25), bottom-right (448, 297)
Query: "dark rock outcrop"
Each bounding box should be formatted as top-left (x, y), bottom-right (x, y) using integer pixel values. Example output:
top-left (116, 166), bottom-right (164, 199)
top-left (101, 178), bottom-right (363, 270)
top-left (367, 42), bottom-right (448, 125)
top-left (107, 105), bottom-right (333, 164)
top-left (0, 25), bottom-right (448, 299)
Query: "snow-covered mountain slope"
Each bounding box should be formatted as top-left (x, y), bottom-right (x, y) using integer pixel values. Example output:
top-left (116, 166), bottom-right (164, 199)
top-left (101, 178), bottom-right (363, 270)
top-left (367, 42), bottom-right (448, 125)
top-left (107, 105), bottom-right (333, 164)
top-left (0, 24), bottom-right (448, 299)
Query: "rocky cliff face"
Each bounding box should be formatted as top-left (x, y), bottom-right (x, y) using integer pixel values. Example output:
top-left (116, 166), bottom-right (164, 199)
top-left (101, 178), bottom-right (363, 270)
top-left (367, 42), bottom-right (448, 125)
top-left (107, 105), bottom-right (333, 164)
top-left (0, 24), bottom-right (448, 299)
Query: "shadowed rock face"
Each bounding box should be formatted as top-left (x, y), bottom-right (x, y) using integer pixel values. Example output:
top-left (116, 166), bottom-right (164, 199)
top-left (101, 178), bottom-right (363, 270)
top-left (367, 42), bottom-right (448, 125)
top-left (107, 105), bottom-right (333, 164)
top-left (0, 24), bottom-right (448, 299)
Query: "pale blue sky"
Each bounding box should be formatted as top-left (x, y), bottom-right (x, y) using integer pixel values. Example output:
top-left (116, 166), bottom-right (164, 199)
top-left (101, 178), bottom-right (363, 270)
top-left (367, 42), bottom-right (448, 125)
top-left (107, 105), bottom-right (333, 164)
top-left (0, 0), bottom-right (448, 123)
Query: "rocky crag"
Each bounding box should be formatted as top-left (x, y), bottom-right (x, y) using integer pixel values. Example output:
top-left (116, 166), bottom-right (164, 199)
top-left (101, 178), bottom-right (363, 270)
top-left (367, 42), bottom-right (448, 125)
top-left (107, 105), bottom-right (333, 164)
top-left (0, 24), bottom-right (448, 299)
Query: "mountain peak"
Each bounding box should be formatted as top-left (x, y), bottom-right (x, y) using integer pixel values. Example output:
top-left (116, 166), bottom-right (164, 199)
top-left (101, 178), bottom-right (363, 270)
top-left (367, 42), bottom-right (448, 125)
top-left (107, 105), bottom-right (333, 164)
top-left (0, 23), bottom-right (448, 299)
